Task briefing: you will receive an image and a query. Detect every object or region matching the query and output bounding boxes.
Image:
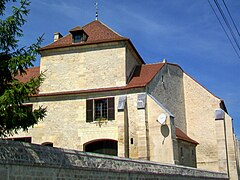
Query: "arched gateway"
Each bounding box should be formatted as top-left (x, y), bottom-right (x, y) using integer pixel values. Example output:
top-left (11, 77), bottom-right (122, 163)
top-left (84, 139), bottom-right (118, 156)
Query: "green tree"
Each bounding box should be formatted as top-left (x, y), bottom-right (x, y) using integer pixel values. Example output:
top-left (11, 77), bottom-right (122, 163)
top-left (0, 0), bottom-right (46, 137)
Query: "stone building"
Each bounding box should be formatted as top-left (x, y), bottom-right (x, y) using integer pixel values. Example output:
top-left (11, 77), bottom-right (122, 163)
top-left (14, 20), bottom-right (239, 179)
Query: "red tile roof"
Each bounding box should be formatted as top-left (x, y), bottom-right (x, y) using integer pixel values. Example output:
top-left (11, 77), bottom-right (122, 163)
top-left (41, 20), bottom-right (127, 51)
top-left (175, 127), bottom-right (199, 145)
top-left (15, 67), bottom-right (40, 83)
top-left (128, 63), bottom-right (164, 88)
top-left (15, 63), bottom-right (165, 97)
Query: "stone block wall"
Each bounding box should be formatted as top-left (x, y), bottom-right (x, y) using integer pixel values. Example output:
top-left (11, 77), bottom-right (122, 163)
top-left (0, 140), bottom-right (228, 180)
top-left (40, 42), bottom-right (126, 93)
top-left (183, 72), bottom-right (221, 171)
top-left (183, 73), bottom-right (239, 180)
top-left (147, 63), bottom-right (187, 133)
top-left (147, 94), bottom-right (177, 164)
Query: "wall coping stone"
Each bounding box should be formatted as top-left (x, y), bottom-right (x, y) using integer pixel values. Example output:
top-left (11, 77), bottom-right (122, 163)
top-left (0, 140), bottom-right (228, 179)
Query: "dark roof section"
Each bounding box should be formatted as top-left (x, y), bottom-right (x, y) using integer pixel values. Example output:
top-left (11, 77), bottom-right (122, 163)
top-left (69, 26), bottom-right (83, 32)
top-left (176, 127), bottom-right (199, 145)
top-left (15, 67), bottom-right (40, 83)
top-left (15, 63), bottom-right (165, 97)
top-left (41, 20), bottom-right (126, 51)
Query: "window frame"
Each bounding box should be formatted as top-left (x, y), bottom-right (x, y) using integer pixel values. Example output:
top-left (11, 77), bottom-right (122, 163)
top-left (86, 97), bottom-right (115, 122)
top-left (73, 33), bottom-right (83, 43)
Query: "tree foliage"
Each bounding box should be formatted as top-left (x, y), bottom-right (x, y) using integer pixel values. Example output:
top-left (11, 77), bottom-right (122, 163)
top-left (0, 0), bottom-right (46, 137)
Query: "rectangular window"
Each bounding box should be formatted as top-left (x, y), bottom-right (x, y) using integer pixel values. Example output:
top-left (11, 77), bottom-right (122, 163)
top-left (86, 97), bottom-right (115, 122)
top-left (73, 34), bottom-right (82, 43)
top-left (95, 99), bottom-right (108, 119)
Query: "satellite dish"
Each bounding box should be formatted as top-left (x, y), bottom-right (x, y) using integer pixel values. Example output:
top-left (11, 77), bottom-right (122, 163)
top-left (157, 113), bottom-right (167, 124)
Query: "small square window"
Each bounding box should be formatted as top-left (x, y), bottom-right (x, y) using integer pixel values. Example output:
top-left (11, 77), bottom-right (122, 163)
top-left (73, 34), bottom-right (82, 43)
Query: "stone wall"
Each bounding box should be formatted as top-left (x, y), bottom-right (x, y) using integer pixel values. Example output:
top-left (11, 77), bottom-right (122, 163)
top-left (40, 42), bottom-right (126, 93)
top-left (183, 72), bottom-right (239, 180)
top-left (0, 140), bottom-right (228, 180)
top-left (147, 63), bottom-right (187, 133)
top-left (183, 72), bottom-right (221, 171)
top-left (147, 94), bottom-right (177, 164)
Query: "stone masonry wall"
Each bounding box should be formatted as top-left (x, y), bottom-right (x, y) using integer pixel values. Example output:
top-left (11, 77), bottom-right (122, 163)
top-left (183, 72), bottom-right (221, 171)
top-left (147, 63), bottom-right (187, 133)
top-left (183, 73), bottom-right (239, 180)
top-left (147, 95), bottom-right (177, 164)
top-left (40, 42), bottom-right (126, 93)
top-left (0, 140), bottom-right (228, 180)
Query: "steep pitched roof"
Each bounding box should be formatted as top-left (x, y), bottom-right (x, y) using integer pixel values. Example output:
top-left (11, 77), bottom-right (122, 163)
top-left (15, 67), bottom-right (40, 83)
top-left (15, 63), bottom-right (165, 96)
top-left (41, 20), bottom-right (127, 51)
top-left (176, 127), bottom-right (199, 145)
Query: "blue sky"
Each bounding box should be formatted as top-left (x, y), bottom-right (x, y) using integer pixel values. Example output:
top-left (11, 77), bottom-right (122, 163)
top-left (9, 1), bottom-right (240, 137)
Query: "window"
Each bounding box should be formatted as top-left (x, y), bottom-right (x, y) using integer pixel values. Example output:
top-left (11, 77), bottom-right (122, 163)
top-left (72, 31), bottom-right (88, 43)
top-left (73, 34), bottom-right (83, 43)
top-left (95, 99), bottom-right (108, 119)
top-left (86, 97), bottom-right (115, 122)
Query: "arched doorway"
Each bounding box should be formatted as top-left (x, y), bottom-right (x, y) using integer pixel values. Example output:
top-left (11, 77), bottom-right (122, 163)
top-left (84, 139), bottom-right (118, 156)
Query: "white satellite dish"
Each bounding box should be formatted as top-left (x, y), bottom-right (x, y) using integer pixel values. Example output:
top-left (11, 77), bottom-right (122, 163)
top-left (157, 113), bottom-right (167, 124)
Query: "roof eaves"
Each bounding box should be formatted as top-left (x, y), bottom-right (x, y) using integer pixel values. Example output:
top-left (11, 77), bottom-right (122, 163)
top-left (97, 20), bottom-right (124, 37)
top-left (40, 38), bottom-right (129, 51)
top-left (34, 85), bottom-right (146, 98)
top-left (176, 127), bottom-right (199, 145)
top-left (39, 34), bottom-right (70, 51)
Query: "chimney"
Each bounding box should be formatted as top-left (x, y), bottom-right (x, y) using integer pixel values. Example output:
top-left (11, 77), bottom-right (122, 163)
top-left (54, 32), bottom-right (63, 42)
top-left (162, 58), bottom-right (167, 63)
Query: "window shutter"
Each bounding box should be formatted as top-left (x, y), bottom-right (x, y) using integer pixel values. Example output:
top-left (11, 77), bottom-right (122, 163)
top-left (86, 99), bottom-right (93, 122)
top-left (108, 97), bottom-right (115, 120)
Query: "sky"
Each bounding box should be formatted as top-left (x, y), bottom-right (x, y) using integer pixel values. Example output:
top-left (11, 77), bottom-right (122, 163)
top-left (5, 0), bottom-right (240, 138)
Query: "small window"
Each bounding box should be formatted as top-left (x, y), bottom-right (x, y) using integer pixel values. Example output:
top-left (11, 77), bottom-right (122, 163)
top-left (72, 31), bottom-right (88, 43)
top-left (73, 34), bottom-right (83, 43)
top-left (180, 147), bottom-right (183, 157)
top-left (95, 99), bottom-right (108, 119)
top-left (86, 97), bottom-right (115, 122)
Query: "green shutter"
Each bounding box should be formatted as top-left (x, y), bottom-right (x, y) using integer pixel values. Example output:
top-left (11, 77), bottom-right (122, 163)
top-left (86, 99), bottom-right (93, 122)
top-left (108, 97), bottom-right (115, 120)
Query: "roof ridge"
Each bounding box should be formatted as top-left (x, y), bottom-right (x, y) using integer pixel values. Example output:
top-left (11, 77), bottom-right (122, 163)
top-left (98, 20), bottom-right (124, 37)
top-left (83, 20), bottom-right (123, 38)
top-left (182, 69), bottom-right (221, 101)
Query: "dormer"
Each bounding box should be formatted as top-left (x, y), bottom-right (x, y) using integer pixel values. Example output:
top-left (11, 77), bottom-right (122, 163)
top-left (69, 26), bottom-right (88, 43)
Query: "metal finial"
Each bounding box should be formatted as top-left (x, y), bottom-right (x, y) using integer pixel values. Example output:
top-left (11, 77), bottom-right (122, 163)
top-left (95, 1), bottom-right (98, 20)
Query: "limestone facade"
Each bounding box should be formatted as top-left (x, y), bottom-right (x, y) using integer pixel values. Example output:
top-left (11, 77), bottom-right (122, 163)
top-left (12, 20), bottom-right (239, 179)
